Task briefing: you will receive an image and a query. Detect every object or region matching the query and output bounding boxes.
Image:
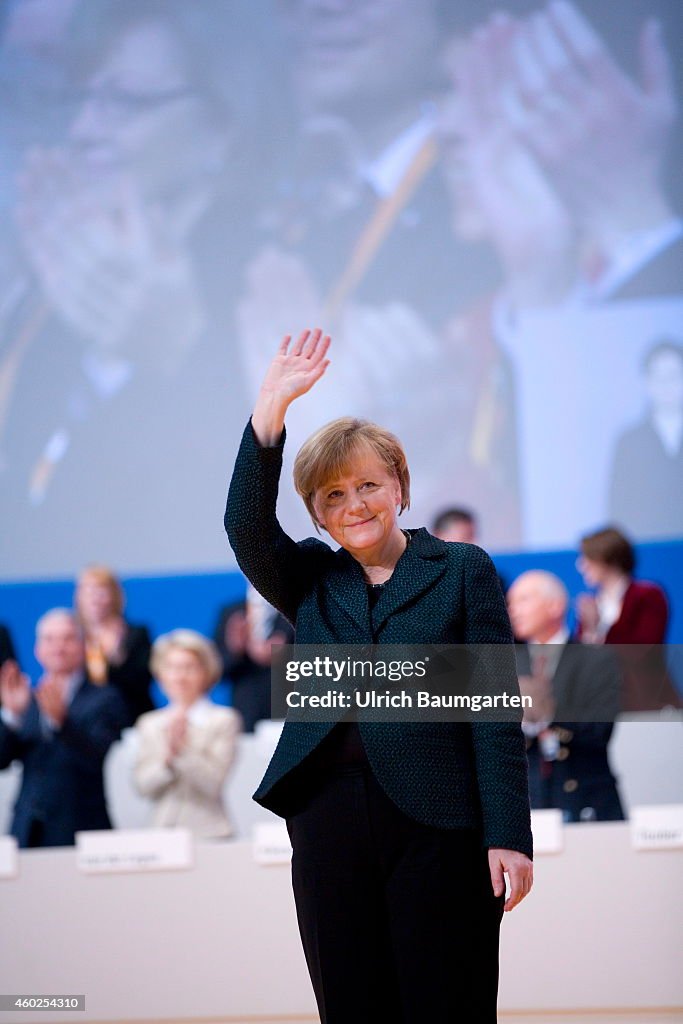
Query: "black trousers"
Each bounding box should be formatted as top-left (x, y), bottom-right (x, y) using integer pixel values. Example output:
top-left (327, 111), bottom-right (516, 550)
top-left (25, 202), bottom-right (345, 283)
top-left (286, 764), bottom-right (504, 1024)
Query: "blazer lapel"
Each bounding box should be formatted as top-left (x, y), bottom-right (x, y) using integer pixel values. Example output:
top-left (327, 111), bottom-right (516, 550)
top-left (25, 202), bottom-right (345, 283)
top-left (371, 529), bottom-right (447, 635)
top-left (324, 549), bottom-right (374, 640)
top-left (323, 529), bottom-right (447, 641)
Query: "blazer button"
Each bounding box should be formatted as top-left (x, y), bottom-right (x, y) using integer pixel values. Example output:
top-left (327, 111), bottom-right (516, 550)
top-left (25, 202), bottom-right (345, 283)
top-left (556, 747), bottom-right (569, 761)
top-left (563, 779), bottom-right (578, 793)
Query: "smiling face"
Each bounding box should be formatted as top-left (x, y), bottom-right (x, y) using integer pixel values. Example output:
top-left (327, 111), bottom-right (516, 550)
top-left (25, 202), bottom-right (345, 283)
top-left (312, 448), bottom-right (402, 556)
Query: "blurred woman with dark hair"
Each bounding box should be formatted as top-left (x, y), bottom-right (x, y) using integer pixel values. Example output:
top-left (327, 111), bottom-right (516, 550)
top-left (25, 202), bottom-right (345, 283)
top-left (576, 526), bottom-right (681, 710)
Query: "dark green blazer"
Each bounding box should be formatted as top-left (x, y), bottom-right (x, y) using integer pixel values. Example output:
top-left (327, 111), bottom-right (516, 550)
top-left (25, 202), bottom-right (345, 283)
top-left (225, 420), bottom-right (533, 859)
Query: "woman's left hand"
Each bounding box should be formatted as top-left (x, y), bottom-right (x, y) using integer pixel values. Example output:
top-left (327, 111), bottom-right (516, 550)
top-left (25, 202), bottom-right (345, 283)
top-left (488, 848), bottom-right (533, 911)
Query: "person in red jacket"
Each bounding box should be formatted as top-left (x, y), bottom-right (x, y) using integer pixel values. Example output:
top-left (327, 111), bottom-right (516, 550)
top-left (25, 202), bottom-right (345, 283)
top-left (576, 526), bottom-right (681, 711)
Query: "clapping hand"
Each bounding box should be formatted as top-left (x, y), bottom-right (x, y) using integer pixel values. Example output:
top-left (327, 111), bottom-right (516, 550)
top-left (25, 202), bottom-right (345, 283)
top-left (518, 672), bottom-right (556, 724)
top-left (576, 593), bottom-right (600, 641)
top-left (35, 676), bottom-right (68, 728)
top-left (0, 660), bottom-right (32, 719)
top-left (166, 708), bottom-right (188, 763)
top-left (93, 619), bottom-right (126, 662)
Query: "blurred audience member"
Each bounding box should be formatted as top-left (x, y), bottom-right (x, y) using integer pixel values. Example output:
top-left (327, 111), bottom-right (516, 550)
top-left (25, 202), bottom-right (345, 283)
top-left (0, 624), bottom-right (17, 670)
top-left (577, 526), bottom-right (681, 710)
top-left (609, 339), bottom-right (683, 539)
top-left (134, 630), bottom-right (240, 838)
top-left (0, 608), bottom-right (126, 847)
top-left (213, 589), bottom-right (293, 733)
top-left (431, 506), bottom-right (507, 592)
top-left (432, 506), bottom-right (477, 544)
top-left (75, 564), bottom-right (153, 726)
top-left (508, 571), bottom-right (624, 823)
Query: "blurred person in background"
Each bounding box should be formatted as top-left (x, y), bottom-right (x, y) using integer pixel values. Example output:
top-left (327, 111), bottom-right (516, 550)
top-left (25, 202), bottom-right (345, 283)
top-left (0, 608), bottom-right (126, 847)
top-left (577, 526), bottom-right (682, 710)
top-left (508, 570), bottom-right (624, 822)
top-left (75, 563), bottom-right (153, 726)
top-left (609, 338), bottom-right (683, 539)
top-left (213, 589), bottom-right (293, 733)
top-left (431, 507), bottom-right (508, 591)
top-left (134, 629), bottom-right (240, 838)
top-left (431, 506), bottom-right (477, 544)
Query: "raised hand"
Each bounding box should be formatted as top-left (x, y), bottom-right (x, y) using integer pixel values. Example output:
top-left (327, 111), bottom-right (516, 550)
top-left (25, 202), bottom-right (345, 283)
top-left (0, 660), bottom-right (32, 719)
top-left (261, 329), bottom-right (331, 402)
top-left (252, 329), bottom-right (331, 446)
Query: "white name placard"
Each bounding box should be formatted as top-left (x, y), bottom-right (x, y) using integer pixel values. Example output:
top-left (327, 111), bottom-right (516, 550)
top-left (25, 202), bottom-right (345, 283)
top-left (252, 822), bottom-right (292, 866)
top-left (0, 836), bottom-right (19, 879)
top-left (631, 804), bottom-right (683, 850)
top-left (530, 809), bottom-right (564, 854)
top-left (76, 828), bottom-right (193, 873)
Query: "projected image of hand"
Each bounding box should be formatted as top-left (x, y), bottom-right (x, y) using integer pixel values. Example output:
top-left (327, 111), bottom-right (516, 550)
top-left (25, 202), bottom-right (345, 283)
top-left (497, 1), bottom-right (678, 263)
top-left (16, 149), bottom-right (204, 372)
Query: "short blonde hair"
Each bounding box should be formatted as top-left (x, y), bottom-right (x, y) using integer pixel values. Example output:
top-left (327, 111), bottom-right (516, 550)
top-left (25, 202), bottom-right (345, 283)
top-left (76, 564), bottom-right (125, 617)
top-left (293, 417), bottom-right (410, 530)
top-left (151, 629), bottom-right (222, 689)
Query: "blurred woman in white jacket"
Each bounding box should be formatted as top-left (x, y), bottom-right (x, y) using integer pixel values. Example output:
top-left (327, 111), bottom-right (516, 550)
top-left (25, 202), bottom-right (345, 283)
top-left (134, 630), bottom-right (241, 838)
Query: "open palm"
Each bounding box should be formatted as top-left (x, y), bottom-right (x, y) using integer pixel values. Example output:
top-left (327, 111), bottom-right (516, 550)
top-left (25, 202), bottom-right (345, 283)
top-left (261, 329), bottom-right (331, 403)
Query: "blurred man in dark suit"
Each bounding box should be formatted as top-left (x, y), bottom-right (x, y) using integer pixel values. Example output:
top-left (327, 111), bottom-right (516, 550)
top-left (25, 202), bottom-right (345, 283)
top-left (508, 570), bottom-right (624, 823)
top-left (0, 608), bottom-right (126, 847)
